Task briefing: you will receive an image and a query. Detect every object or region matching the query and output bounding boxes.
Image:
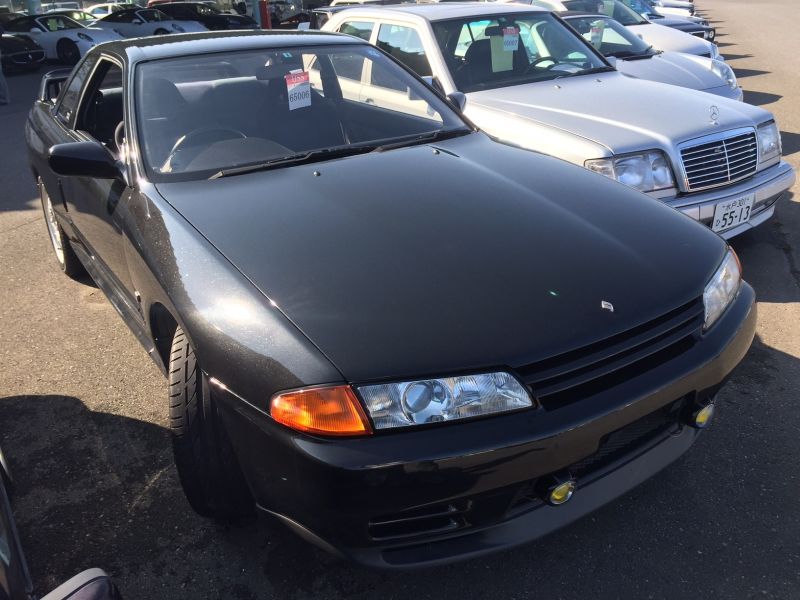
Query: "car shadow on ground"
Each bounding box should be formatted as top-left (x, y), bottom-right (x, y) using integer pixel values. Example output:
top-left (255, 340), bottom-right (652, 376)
top-left (3, 324), bottom-right (800, 600)
top-left (779, 131), bottom-right (800, 158)
top-left (731, 68), bottom-right (771, 79)
top-left (741, 90), bottom-right (782, 107)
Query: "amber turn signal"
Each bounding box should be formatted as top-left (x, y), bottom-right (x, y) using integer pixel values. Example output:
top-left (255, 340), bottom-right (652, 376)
top-left (270, 385), bottom-right (373, 436)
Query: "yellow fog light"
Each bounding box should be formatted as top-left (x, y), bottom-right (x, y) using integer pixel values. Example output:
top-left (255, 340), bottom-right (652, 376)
top-left (693, 404), bottom-right (716, 429)
top-left (548, 480), bottom-right (576, 506)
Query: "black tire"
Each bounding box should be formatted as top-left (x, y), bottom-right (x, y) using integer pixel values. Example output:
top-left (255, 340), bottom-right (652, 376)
top-left (169, 326), bottom-right (255, 520)
top-left (39, 177), bottom-right (85, 279)
top-left (56, 39), bottom-right (80, 65)
top-left (154, 28), bottom-right (169, 35)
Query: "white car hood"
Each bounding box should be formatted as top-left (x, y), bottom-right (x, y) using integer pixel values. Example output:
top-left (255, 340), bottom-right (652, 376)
top-left (83, 26), bottom-right (124, 41)
top-left (628, 22), bottom-right (710, 56)
top-left (616, 52), bottom-right (721, 91)
top-left (466, 71), bottom-right (766, 155)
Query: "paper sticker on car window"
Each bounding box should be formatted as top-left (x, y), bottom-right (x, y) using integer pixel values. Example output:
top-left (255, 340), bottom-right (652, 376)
top-left (285, 70), bottom-right (311, 111)
top-left (502, 27), bottom-right (519, 52)
top-left (590, 20), bottom-right (605, 49)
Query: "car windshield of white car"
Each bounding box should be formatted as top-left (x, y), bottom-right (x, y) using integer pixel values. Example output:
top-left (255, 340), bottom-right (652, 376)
top-left (139, 9), bottom-right (170, 21)
top-left (562, 0), bottom-right (648, 26)
top-left (134, 44), bottom-right (470, 181)
top-left (566, 16), bottom-right (654, 58)
top-left (38, 15), bottom-right (83, 30)
top-left (431, 13), bottom-right (611, 93)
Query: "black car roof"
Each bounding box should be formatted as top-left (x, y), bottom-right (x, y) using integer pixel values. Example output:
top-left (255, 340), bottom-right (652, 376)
top-left (91, 30), bottom-right (363, 64)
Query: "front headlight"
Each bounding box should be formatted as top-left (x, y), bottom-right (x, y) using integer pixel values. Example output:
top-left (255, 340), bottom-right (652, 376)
top-left (358, 372), bottom-right (532, 430)
top-left (703, 249), bottom-right (741, 330)
top-left (757, 121), bottom-right (781, 162)
top-left (709, 59), bottom-right (737, 90)
top-left (76, 32), bottom-right (94, 42)
top-left (585, 150), bottom-right (675, 193)
top-left (709, 43), bottom-right (721, 60)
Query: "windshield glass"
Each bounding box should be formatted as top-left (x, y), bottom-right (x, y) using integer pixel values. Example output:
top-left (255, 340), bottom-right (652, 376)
top-left (37, 15), bottom-right (83, 30)
top-left (566, 15), bottom-right (653, 57)
top-left (562, 0), bottom-right (648, 26)
top-left (619, 0), bottom-right (658, 17)
top-left (431, 12), bottom-right (609, 93)
top-left (139, 9), bottom-right (170, 21)
top-left (135, 44), bottom-right (468, 181)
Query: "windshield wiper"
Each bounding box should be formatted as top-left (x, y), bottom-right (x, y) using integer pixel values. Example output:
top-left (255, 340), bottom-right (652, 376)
top-left (555, 65), bottom-right (616, 79)
top-left (209, 145), bottom-right (377, 179)
top-left (373, 128), bottom-right (472, 152)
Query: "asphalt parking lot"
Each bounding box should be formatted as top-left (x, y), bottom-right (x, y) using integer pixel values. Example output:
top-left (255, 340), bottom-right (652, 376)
top-left (1, 0), bottom-right (799, 598)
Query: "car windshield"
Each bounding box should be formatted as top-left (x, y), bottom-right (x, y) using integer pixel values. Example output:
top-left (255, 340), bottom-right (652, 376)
top-left (431, 12), bottom-right (610, 93)
top-left (566, 15), bottom-right (654, 57)
top-left (139, 9), bottom-right (170, 21)
top-left (37, 15), bottom-right (83, 30)
top-left (562, 0), bottom-right (649, 26)
top-left (620, 0), bottom-right (659, 17)
top-left (135, 44), bottom-right (469, 181)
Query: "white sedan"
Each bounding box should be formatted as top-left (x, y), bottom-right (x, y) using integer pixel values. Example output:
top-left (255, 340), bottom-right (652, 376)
top-left (2, 14), bottom-right (122, 64)
top-left (93, 7), bottom-right (206, 37)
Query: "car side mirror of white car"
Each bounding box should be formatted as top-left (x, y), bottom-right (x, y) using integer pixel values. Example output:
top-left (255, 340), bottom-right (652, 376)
top-left (29, 28), bottom-right (41, 33)
top-left (132, 18), bottom-right (142, 24)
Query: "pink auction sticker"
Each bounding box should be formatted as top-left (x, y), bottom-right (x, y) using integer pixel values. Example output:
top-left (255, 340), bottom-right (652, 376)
top-left (285, 71), bottom-right (311, 111)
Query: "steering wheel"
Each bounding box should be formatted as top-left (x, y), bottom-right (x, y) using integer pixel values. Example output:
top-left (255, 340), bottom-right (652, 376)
top-left (524, 56), bottom-right (558, 74)
top-left (162, 128), bottom-right (247, 172)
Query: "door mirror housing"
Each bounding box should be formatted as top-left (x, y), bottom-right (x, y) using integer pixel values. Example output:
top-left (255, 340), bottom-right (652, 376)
top-left (49, 141), bottom-right (123, 180)
top-left (132, 18), bottom-right (143, 23)
top-left (29, 28), bottom-right (41, 33)
top-left (446, 91), bottom-right (467, 113)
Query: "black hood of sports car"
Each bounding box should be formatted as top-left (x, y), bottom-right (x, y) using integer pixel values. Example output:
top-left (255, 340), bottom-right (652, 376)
top-left (157, 133), bottom-right (726, 382)
top-left (0, 33), bottom-right (42, 52)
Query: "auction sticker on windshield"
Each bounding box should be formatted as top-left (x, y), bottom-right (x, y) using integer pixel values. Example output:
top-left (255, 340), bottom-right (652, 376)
top-left (503, 27), bottom-right (519, 52)
top-left (712, 193), bottom-right (754, 232)
top-left (285, 71), bottom-right (311, 111)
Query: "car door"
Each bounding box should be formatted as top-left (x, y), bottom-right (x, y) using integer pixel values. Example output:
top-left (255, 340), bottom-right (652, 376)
top-left (57, 57), bottom-right (137, 303)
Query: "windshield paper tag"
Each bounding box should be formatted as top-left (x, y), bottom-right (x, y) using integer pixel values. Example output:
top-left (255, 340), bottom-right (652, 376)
top-left (285, 71), bottom-right (311, 111)
top-left (502, 27), bottom-right (519, 52)
top-left (590, 20), bottom-right (605, 48)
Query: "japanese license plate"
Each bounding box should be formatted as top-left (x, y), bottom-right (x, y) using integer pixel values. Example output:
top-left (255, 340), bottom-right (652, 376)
top-left (712, 194), bottom-right (755, 233)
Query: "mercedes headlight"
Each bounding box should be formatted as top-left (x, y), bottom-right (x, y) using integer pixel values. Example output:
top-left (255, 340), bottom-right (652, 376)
top-left (76, 32), bottom-right (94, 42)
top-left (709, 59), bottom-right (737, 90)
top-left (757, 121), bottom-right (781, 162)
top-left (585, 151), bottom-right (675, 192)
top-left (358, 372), bottom-right (532, 430)
top-left (709, 43), bottom-right (721, 60)
top-left (703, 249), bottom-right (741, 330)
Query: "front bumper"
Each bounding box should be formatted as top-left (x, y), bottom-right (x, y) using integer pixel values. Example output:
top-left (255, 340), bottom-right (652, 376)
top-left (665, 160), bottom-right (796, 239)
top-left (217, 284), bottom-right (756, 569)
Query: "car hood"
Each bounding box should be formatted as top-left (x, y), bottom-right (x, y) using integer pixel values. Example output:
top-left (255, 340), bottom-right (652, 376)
top-left (628, 22), bottom-right (710, 55)
top-left (466, 71), bottom-right (765, 154)
top-left (0, 33), bottom-right (41, 51)
top-left (84, 26), bottom-right (125, 40)
top-left (616, 52), bottom-right (722, 91)
top-left (156, 133), bottom-right (725, 382)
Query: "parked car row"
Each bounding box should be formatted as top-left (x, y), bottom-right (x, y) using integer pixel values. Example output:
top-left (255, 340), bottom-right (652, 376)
top-left (16, 0), bottom-right (798, 575)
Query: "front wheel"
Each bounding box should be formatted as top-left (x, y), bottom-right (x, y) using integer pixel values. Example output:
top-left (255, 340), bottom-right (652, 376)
top-left (56, 38), bottom-right (80, 65)
top-left (39, 177), bottom-right (85, 278)
top-left (169, 326), bottom-right (255, 521)
top-left (153, 28), bottom-right (169, 35)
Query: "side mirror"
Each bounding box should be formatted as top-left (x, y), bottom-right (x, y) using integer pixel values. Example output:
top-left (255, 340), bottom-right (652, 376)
top-left (132, 18), bottom-right (143, 24)
top-left (49, 141), bottom-right (122, 180)
top-left (29, 28), bottom-right (41, 33)
top-left (605, 55), bottom-right (617, 68)
top-left (446, 91), bottom-right (467, 113)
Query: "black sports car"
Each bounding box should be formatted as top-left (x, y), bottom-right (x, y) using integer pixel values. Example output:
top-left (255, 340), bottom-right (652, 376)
top-left (0, 33), bottom-right (45, 72)
top-left (26, 31), bottom-right (755, 568)
top-left (155, 2), bottom-right (257, 29)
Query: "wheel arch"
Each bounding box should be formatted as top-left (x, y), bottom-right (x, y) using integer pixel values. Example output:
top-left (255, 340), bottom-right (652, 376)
top-left (148, 301), bottom-right (179, 373)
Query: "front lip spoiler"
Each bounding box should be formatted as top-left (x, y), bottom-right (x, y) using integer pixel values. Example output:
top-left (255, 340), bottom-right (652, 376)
top-left (260, 425), bottom-right (700, 570)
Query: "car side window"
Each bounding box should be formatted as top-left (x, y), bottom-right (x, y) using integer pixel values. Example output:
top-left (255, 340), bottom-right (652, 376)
top-left (56, 55), bottom-right (98, 125)
top-left (75, 60), bottom-right (125, 152)
top-left (374, 23), bottom-right (432, 90)
top-left (338, 20), bottom-right (374, 42)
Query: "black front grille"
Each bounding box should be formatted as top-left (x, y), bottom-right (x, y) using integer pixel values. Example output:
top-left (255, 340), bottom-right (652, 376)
top-left (517, 298), bottom-right (704, 411)
top-left (680, 130), bottom-right (758, 192)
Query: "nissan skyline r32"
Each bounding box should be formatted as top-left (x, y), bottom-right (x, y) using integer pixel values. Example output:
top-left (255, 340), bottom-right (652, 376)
top-left (26, 31), bottom-right (756, 568)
